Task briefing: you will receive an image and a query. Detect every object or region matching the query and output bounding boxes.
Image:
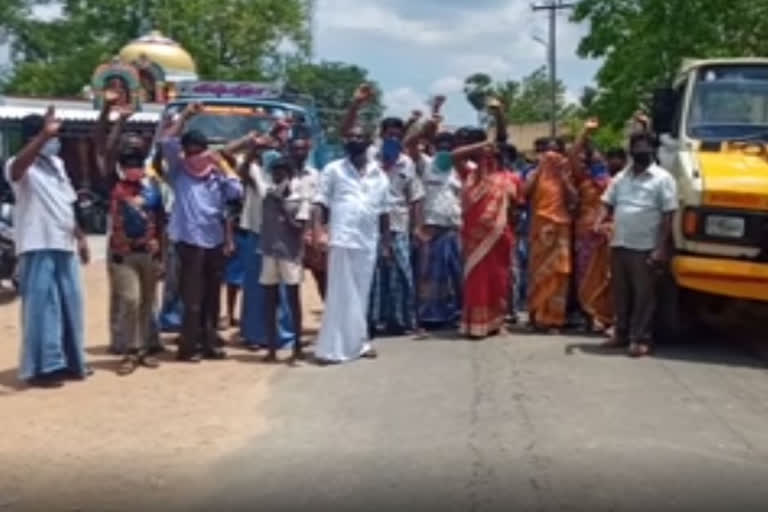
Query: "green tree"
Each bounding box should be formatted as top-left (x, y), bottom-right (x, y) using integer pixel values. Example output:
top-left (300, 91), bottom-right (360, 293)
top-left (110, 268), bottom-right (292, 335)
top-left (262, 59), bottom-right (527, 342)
top-left (463, 67), bottom-right (571, 124)
top-left (572, 0), bottom-right (768, 127)
top-left (284, 60), bottom-right (384, 143)
top-left (1, 0), bottom-right (311, 96)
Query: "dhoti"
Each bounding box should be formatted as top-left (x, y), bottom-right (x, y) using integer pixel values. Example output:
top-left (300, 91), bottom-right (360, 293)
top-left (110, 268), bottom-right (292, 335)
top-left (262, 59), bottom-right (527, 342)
top-left (315, 246), bottom-right (377, 363)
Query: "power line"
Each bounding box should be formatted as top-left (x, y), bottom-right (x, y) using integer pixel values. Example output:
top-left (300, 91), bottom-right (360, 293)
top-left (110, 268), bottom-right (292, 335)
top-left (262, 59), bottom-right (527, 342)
top-left (532, 0), bottom-right (575, 137)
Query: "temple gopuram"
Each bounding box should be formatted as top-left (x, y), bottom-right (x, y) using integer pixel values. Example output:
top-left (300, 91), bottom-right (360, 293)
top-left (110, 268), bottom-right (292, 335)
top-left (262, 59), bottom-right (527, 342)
top-left (0, 31), bottom-right (198, 192)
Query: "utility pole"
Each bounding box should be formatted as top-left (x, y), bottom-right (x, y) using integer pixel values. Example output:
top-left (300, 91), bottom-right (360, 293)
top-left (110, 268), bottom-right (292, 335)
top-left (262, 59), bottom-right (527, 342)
top-left (532, 0), bottom-right (574, 137)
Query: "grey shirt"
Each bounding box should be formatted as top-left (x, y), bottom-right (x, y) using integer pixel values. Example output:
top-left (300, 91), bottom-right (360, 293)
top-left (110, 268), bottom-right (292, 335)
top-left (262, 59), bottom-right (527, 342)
top-left (260, 177), bottom-right (311, 262)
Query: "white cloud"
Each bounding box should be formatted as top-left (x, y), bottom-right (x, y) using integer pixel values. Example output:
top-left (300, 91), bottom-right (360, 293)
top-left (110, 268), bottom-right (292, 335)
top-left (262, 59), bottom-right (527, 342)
top-left (382, 87), bottom-right (429, 117)
top-left (429, 76), bottom-right (463, 95)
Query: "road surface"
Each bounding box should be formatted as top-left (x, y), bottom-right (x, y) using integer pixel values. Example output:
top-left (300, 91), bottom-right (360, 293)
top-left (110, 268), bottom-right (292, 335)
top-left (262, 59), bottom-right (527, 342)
top-left (179, 333), bottom-right (768, 512)
top-left (1, 250), bottom-right (767, 511)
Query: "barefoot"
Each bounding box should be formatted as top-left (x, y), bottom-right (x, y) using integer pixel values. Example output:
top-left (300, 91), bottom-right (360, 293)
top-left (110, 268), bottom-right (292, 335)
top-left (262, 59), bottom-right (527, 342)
top-left (263, 352), bottom-right (279, 364)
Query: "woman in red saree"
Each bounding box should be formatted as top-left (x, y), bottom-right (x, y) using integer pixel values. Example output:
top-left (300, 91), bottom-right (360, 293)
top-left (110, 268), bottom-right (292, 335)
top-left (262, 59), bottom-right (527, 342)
top-left (455, 131), bottom-right (519, 339)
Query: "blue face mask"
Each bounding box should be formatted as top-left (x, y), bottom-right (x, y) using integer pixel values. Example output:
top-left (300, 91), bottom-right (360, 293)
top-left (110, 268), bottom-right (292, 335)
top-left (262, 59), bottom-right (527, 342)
top-left (433, 151), bottom-right (453, 173)
top-left (590, 161), bottom-right (608, 179)
top-left (262, 150), bottom-right (281, 172)
top-left (381, 137), bottom-right (402, 165)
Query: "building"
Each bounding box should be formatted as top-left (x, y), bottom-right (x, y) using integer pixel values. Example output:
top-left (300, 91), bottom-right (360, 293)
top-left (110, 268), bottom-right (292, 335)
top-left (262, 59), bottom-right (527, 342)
top-left (0, 31), bottom-right (197, 193)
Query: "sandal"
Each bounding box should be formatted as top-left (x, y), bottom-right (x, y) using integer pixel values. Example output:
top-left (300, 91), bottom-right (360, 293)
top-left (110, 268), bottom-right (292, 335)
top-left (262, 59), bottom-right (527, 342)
top-left (139, 353), bottom-right (160, 369)
top-left (117, 355), bottom-right (139, 376)
top-left (628, 342), bottom-right (652, 358)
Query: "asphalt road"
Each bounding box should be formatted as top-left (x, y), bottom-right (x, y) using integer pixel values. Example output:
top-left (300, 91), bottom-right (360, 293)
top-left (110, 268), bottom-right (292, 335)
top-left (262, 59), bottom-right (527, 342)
top-left (180, 332), bottom-right (768, 512)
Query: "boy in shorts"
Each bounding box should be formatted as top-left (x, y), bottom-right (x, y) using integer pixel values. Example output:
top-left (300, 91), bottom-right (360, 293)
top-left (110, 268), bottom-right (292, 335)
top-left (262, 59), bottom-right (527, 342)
top-left (260, 157), bottom-right (311, 363)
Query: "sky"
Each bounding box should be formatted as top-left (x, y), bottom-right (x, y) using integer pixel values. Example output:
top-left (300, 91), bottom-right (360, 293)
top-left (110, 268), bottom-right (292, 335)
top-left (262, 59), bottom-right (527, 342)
top-left (2, 1), bottom-right (602, 126)
top-left (314, 0), bottom-right (602, 124)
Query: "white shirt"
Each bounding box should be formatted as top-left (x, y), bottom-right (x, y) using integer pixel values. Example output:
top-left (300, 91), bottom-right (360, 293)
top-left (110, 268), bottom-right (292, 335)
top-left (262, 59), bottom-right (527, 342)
top-left (602, 163), bottom-right (678, 251)
top-left (377, 152), bottom-right (424, 233)
top-left (239, 162), bottom-right (269, 234)
top-left (4, 155), bottom-right (77, 255)
top-left (421, 156), bottom-right (462, 228)
top-left (315, 158), bottom-right (390, 253)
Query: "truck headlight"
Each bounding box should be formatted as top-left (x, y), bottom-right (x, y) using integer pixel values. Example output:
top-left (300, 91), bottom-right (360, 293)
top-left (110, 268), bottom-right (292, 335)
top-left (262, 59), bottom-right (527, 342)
top-left (704, 214), bottom-right (746, 239)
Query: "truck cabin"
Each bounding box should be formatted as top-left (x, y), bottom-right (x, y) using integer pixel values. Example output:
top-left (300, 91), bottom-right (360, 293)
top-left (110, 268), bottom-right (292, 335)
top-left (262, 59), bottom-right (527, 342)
top-left (154, 82), bottom-right (325, 169)
top-left (652, 59), bottom-right (768, 144)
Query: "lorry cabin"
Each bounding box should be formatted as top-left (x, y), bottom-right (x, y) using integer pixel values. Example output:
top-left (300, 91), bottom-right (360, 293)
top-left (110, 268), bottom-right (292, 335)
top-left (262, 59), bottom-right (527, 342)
top-left (651, 58), bottom-right (768, 333)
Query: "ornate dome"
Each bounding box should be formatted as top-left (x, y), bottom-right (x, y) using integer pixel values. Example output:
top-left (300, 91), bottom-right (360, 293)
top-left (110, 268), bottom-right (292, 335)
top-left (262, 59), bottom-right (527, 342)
top-left (119, 30), bottom-right (198, 81)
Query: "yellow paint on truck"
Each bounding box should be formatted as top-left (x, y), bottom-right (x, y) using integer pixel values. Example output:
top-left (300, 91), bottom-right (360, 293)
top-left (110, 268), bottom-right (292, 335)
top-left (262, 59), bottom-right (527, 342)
top-left (673, 256), bottom-right (768, 302)
top-left (698, 147), bottom-right (768, 211)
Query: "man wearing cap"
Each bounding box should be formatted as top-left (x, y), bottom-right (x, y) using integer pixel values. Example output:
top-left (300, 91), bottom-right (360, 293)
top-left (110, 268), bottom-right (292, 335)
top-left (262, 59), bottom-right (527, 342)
top-left (5, 107), bottom-right (91, 387)
top-left (161, 103), bottom-right (243, 362)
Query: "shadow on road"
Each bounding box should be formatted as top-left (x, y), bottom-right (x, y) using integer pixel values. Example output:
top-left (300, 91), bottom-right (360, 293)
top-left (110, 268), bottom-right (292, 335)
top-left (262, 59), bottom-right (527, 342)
top-left (565, 334), bottom-right (767, 369)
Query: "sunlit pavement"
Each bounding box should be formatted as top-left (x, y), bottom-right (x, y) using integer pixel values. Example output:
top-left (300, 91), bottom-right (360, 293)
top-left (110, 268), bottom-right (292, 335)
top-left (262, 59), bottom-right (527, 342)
top-left (2, 251), bottom-right (768, 511)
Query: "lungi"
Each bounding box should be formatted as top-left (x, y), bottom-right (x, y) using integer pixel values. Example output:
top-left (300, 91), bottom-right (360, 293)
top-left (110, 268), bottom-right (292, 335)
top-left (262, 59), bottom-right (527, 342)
top-left (17, 250), bottom-right (87, 381)
top-left (239, 231), bottom-right (294, 347)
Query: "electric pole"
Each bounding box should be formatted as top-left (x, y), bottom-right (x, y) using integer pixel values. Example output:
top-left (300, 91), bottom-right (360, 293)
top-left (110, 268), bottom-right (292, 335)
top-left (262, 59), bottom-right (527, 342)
top-left (532, 0), bottom-right (574, 137)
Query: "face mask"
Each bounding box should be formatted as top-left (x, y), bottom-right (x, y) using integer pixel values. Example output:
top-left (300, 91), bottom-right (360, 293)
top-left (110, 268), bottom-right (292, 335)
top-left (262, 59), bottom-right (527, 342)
top-left (344, 140), bottom-right (369, 159)
top-left (262, 150), bottom-right (282, 173)
top-left (589, 161), bottom-right (608, 179)
top-left (632, 151), bottom-right (653, 168)
top-left (119, 166), bottom-right (145, 182)
top-left (434, 151), bottom-right (453, 173)
top-left (381, 137), bottom-right (402, 165)
top-left (41, 138), bottom-right (61, 157)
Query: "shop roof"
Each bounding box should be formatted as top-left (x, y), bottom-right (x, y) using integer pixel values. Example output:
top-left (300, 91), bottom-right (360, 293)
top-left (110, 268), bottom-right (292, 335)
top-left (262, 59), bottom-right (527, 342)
top-left (0, 105), bottom-right (159, 124)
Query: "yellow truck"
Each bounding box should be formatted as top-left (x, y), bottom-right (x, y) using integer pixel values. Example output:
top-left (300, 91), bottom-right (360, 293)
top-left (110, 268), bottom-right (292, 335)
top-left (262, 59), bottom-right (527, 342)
top-left (652, 58), bottom-right (768, 335)
top-left (651, 58), bottom-right (768, 336)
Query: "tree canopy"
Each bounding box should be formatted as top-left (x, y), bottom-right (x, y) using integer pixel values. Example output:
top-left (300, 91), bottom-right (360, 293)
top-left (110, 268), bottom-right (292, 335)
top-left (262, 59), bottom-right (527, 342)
top-left (285, 60), bottom-right (384, 144)
top-left (572, 0), bottom-right (768, 127)
top-left (0, 0), bottom-right (312, 96)
top-left (463, 66), bottom-right (573, 125)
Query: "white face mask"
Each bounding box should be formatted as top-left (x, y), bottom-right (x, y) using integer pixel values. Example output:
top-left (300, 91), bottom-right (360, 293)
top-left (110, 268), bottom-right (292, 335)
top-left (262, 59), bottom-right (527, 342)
top-left (40, 138), bottom-right (61, 157)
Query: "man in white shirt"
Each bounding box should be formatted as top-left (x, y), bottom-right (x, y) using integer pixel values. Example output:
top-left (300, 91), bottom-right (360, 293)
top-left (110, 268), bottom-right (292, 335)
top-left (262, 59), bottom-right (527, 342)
top-left (5, 108), bottom-right (91, 387)
top-left (597, 132), bottom-right (678, 358)
top-left (366, 117), bottom-right (425, 336)
top-left (312, 124), bottom-right (391, 364)
top-left (413, 131), bottom-right (463, 333)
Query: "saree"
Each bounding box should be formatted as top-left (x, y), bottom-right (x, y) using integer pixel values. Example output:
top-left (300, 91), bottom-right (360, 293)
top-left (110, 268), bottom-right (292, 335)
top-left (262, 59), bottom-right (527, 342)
top-left (574, 174), bottom-right (614, 327)
top-left (460, 171), bottom-right (514, 338)
top-left (527, 152), bottom-right (573, 328)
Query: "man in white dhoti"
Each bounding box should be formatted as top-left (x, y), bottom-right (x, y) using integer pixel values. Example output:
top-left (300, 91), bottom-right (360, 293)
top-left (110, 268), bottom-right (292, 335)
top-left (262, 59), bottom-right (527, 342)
top-left (312, 113), bottom-right (391, 364)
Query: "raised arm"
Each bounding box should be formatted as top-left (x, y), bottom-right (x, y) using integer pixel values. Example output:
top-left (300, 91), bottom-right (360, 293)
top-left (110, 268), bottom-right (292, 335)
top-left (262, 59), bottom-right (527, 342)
top-left (163, 102), bottom-right (203, 139)
top-left (102, 106), bottom-right (135, 178)
top-left (340, 83), bottom-right (374, 138)
top-left (487, 97), bottom-right (508, 146)
top-left (10, 106), bottom-right (59, 182)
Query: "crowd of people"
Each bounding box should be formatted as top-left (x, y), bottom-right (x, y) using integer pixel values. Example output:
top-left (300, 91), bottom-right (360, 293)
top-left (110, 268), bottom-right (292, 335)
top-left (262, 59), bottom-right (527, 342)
top-left (5, 83), bottom-right (678, 387)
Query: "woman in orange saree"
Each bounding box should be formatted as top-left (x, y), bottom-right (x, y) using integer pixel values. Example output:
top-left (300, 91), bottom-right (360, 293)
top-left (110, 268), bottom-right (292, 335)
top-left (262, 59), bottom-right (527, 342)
top-left (526, 149), bottom-right (577, 331)
top-left (457, 137), bottom-right (519, 339)
top-left (571, 150), bottom-right (613, 331)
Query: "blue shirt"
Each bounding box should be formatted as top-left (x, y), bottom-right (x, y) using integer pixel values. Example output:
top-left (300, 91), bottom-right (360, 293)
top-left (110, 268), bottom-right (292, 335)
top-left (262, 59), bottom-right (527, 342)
top-left (162, 137), bottom-right (243, 248)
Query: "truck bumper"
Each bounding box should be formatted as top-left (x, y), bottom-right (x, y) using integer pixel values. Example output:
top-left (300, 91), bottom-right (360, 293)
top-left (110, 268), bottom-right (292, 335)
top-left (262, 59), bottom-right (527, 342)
top-left (673, 256), bottom-right (768, 302)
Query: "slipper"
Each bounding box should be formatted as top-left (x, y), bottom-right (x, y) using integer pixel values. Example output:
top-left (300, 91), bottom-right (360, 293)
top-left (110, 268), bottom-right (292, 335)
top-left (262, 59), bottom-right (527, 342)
top-left (628, 343), bottom-right (652, 358)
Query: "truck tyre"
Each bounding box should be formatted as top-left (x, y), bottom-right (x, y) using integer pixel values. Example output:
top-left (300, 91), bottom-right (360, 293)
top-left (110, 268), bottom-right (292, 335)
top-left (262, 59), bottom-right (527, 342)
top-left (654, 266), bottom-right (686, 344)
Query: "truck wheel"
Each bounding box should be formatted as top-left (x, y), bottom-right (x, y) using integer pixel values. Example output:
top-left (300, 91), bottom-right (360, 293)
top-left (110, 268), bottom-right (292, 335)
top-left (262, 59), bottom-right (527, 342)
top-left (654, 267), bottom-right (687, 344)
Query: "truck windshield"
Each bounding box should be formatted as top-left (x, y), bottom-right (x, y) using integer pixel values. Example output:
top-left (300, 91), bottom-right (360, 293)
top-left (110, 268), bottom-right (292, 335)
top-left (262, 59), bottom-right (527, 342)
top-left (162, 102), bottom-right (306, 144)
top-left (687, 65), bottom-right (768, 140)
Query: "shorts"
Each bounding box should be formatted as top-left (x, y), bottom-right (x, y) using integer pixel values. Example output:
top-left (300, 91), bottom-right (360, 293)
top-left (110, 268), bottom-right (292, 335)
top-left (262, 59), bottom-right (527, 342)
top-left (260, 256), bottom-right (303, 286)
